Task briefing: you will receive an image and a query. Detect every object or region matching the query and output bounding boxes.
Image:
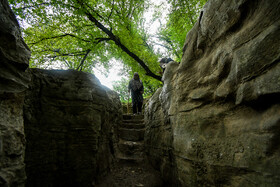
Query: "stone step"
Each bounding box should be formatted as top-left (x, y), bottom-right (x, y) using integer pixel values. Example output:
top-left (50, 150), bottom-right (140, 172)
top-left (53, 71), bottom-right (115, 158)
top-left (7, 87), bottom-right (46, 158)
top-left (121, 123), bottom-right (145, 129)
top-left (115, 152), bottom-right (145, 162)
top-left (118, 128), bottom-right (145, 141)
top-left (117, 139), bottom-right (144, 156)
top-left (123, 114), bottom-right (144, 120)
top-left (123, 119), bottom-right (144, 124)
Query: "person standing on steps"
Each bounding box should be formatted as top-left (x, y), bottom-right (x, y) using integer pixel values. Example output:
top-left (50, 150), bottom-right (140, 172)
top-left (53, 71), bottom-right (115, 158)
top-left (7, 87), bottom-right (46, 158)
top-left (128, 72), bottom-right (144, 115)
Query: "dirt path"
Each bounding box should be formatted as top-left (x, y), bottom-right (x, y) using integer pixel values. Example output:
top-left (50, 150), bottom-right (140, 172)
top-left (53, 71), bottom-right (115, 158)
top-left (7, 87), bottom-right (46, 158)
top-left (96, 160), bottom-right (164, 187)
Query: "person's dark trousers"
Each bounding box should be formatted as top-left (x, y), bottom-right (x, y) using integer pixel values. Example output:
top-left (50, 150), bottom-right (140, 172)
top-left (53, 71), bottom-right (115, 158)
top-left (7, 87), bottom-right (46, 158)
top-left (133, 102), bottom-right (143, 114)
top-left (132, 102), bottom-right (137, 114)
top-left (138, 102), bottom-right (143, 113)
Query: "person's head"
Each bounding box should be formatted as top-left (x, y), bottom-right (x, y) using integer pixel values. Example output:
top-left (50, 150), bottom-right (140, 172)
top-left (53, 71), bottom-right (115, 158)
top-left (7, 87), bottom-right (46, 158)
top-left (159, 57), bottom-right (173, 64)
top-left (159, 57), bottom-right (173, 70)
top-left (133, 72), bottom-right (140, 80)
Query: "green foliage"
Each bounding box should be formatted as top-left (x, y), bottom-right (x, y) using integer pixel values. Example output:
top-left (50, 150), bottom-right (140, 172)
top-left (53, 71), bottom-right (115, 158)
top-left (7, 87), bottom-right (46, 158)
top-left (112, 78), bottom-right (130, 103)
top-left (8, 0), bottom-right (207, 100)
top-left (9, 0), bottom-right (162, 76)
top-left (142, 77), bottom-right (162, 98)
top-left (156, 0), bottom-right (207, 62)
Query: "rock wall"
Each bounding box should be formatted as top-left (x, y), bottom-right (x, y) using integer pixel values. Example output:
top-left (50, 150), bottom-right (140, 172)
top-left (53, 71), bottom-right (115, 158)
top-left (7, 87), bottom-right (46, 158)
top-left (145, 0), bottom-right (280, 186)
top-left (0, 0), bottom-right (30, 185)
top-left (24, 69), bottom-right (122, 186)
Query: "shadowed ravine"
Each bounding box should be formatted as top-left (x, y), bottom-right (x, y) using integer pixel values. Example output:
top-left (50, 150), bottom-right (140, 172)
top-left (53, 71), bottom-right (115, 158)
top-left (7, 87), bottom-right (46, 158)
top-left (96, 114), bottom-right (163, 187)
top-left (1, 0), bottom-right (280, 186)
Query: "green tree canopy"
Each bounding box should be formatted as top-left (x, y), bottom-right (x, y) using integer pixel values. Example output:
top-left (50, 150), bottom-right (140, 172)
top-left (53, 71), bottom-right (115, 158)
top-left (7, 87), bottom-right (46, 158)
top-left (155, 0), bottom-right (207, 62)
top-left (9, 0), bottom-right (162, 80)
top-left (9, 0), bottom-right (207, 98)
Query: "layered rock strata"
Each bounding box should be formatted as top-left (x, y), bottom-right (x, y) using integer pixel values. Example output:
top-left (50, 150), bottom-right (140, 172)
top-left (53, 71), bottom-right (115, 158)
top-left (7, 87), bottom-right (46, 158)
top-left (145, 0), bottom-right (280, 186)
top-left (0, 0), bottom-right (30, 185)
top-left (1, 0), bottom-right (123, 186)
top-left (24, 69), bottom-right (122, 186)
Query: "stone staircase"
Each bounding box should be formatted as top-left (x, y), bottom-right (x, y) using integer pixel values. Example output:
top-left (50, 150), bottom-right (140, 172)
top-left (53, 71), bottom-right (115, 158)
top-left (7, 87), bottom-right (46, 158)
top-left (96, 114), bottom-right (164, 186)
top-left (116, 114), bottom-right (145, 162)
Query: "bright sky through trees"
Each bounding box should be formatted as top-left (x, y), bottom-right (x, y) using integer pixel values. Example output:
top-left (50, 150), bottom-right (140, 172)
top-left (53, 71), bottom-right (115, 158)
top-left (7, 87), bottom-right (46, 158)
top-left (94, 0), bottom-right (168, 89)
top-left (93, 60), bottom-right (123, 89)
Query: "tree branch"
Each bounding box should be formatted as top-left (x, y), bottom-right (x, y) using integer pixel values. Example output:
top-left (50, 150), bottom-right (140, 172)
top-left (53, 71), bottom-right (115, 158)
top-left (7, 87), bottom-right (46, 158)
top-left (108, 0), bottom-right (115, 21)
top-left (47, 53), bottom-right (87, 59)
top-left (95, 37), bottom-right (112, 44)
top-left (77, 0), bottom-right (162, 81)
top-left (141, 35), bottom-right (153, 52)
top-left (45, 50), bottom-right (90, 59)
top-left (62, 58), bottom-right (71, 68)
top-left (85, 3), bottom-right (104, 20)
top-left (28, 33), bottom-right (91, 46)
top-left (154, 35), bottom-right (181, 59)
top-left (154, 43), bottom-right (172, 50)
top-left (77, 49), bottom-right (91, 71)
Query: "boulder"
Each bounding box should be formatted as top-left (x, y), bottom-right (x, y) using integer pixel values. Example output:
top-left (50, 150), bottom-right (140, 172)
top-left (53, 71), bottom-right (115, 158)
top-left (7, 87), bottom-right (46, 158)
top-left (145, 0), bottom-right (280, 186)
top-left (24, 69), bottom-right (122, 186)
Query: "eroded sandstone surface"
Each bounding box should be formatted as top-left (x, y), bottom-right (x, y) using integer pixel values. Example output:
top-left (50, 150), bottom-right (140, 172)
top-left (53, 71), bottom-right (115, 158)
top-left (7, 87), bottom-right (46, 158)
top-left (145, 0), bottom-right (280, 186)
top-left (0, 0), bottom-right (30, 185)
top-left (0, 1), bottom-right (123, 186)
top-left (24, 69), bottom-right (122, 186)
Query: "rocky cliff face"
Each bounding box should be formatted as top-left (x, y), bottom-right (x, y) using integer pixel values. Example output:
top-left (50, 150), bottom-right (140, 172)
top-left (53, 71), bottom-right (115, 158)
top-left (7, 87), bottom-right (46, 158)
top-left (24, 69), bottom-right (122, 186)
top-left (0, 0), bottom-right (30, 186)
top-left (0, 1), bottom-right (123, 186)
top-left (145, 0), bottom-right (280, 186)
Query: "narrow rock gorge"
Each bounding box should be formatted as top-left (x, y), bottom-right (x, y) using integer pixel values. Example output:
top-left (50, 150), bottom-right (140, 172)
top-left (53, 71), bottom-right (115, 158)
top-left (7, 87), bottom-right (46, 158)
top-left (145, 0), bottom-right (280, 186)
top-left (1, 0), bottom-right (280, 186)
